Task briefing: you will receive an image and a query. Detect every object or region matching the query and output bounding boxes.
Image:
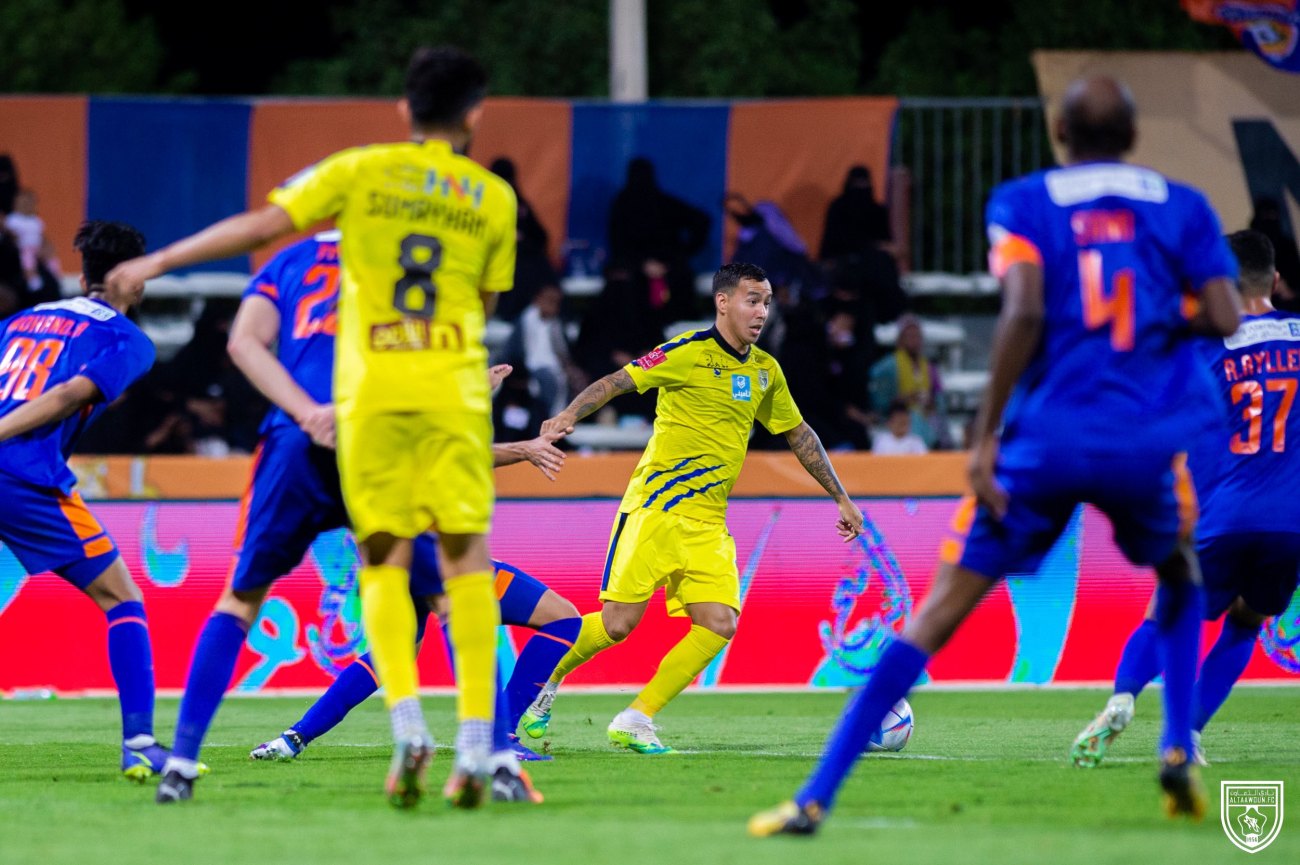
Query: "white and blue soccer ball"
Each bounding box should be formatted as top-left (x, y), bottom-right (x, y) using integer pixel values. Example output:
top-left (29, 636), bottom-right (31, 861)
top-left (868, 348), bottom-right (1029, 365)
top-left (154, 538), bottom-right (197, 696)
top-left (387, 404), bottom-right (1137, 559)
top-left (866, 698), bottom-right (914, 753)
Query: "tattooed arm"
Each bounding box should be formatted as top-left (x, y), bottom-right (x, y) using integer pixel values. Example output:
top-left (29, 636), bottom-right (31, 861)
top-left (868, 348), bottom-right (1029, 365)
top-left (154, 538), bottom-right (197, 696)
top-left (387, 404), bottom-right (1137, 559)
top-left (541, 368), bottom-right (637, 436)
top-left (784, 421), bottom-right (865, 541)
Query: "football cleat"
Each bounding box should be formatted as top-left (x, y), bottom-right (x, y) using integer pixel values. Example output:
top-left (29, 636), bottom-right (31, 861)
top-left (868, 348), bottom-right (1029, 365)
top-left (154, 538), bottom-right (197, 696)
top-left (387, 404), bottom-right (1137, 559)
top-left (1159, 747), bottom-right (1207, 821)
top-left (747, 800), bottom-right (824, 837)
top-left (155, 769), bottom-right (195, 804)
top-left (507, 733), bottom-right (552, 762)
top-left (1070, 692), bottom-right (1134, 768)
top-left (607, 714), bottom-right (675, 755)
top-left (520, 687), bottom-right (556, 740)
top-left (122, 742), bottom-right (208, 783)
top-left (249, 730), bottom-right (306, 761)
top-left (384, 736), bottom-right (433, 810)
top-left (489, 753), bottom-right (544, 804)
top-left (443, 747), bottom-right (490, 810)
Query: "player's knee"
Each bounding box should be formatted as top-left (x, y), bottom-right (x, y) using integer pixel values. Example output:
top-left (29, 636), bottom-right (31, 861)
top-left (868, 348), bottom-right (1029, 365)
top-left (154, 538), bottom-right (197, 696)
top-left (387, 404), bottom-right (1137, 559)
top-left (533, 591), bottom-right (580, 625)
top-left (215, 586), bottom-right (268, 624)
top-left (1226, 598), bottom-right (1266, 630)
top-left (703, 617), bottom-right (737, 640)
top-left (604, 618), bottom-right (636, 642)
top-left (83, 559), bottom-right (142, 610)
top-left (1154, 541), bottom-right (1197, 587)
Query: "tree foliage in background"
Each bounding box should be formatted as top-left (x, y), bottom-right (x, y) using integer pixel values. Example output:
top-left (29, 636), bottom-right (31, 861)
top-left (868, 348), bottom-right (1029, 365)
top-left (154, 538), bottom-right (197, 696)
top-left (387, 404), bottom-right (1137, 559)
top-left (0, 0), bottom-right (171, 92)
top-left (872, 0), bottom-right (1238, 95)
top-left (272, 0), bottom-right (609, 97)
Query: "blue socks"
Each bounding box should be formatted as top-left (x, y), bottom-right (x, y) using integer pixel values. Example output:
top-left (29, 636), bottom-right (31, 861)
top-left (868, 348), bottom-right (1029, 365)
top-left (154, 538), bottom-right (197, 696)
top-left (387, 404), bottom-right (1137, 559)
top-left (506, 617), bottom-right (581, 729)
top-left (173, 612), bottom-right (248, 762)
top-left (294, 654), bottom-right (381, 744)
top-left (1153, 580), bottom-right (1204, 754)
top-left (1113, 619), bottom-right (1161, 697)
top-left (797, 639), bottom-right (929, 811)
top-left (105, 601), bottom-right (155, 741)
top-left (1195, 617), bottom-right (1259, 732)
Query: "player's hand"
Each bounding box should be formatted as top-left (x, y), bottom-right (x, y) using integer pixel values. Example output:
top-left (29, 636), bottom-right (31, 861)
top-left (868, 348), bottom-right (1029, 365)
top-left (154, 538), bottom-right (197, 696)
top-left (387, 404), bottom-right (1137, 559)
top-left (300, 403), bottom-right (336, 449)
top-left (542, 409), bottom-right (578, 437)
top-left (836, 499), bottom-right (865, 543)
top-left (488, 363), bottom-right (513, 392)
top-left (968, 436), bottom-right (1007, 520)
top-left (518, 430), bottom-right (567, 481)
top-left (104, 254), bottom-right (162, 308)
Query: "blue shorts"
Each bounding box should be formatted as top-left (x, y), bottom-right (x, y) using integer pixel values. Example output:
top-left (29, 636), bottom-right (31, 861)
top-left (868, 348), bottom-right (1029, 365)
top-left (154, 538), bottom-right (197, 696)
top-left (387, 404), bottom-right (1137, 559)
top-left (0, 479), bottom-right (119, 590)
top-left (944, 451), bottom-right (1195, 580)
top-left (408, 534), bottom-right (549, 627)
top-left (1199, 531), bottom-right (1300, 619)
top-left (231, 425), bottom-right (348, 591)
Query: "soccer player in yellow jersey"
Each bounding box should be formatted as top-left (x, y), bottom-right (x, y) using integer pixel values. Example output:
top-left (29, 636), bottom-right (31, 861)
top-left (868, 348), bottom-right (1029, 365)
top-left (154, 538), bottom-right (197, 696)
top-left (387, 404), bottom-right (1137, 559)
top-left (522, 262), bottom-right (866, 753)
top-left (106, 46), bottom-right (516, 809)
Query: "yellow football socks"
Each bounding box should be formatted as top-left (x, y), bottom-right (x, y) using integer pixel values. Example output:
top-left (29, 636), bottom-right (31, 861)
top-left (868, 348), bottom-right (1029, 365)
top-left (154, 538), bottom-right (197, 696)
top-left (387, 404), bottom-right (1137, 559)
top-left (444, 570), bottom-right (499, 722)
top-left (359, 564), bottom-right (418, 709)
top-left (631, 625), bottom-right (729, 716)
top-left (550, 611), bottom-right (618, 683)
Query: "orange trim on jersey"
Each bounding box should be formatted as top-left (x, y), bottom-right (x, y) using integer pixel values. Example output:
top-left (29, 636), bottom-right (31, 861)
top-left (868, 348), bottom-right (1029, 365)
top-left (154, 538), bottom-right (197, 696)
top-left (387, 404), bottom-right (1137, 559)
top-left (255, 281), bottom-right (280, 300)
top-left (107, 616), bottom-right (147, 629)
top-left (231, 443), bottom-right (264, 552)
top-left (57, 492), bottom-right (106, 540)
top-left (1181, 294), bottom-right (1201, 321)
top-left (989, 233), bottom-right (1043, 278)
top-left (493, 567), bottom-right (515, 601)
top-left (938, 495), bottom-right (978, 566)
top-left (1172, 452), bottom-right (1198, 541)
top-left (531, 630), bottom-right (575, 649)
top-left (83, 536), bottom-right (114, 558)
top-left (355, 656), bottom-right (379, 686)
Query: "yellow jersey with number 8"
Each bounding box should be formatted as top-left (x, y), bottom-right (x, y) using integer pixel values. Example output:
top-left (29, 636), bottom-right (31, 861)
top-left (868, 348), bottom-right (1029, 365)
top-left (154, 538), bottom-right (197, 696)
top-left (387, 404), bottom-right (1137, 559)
top-left (269, 139), bottom-right (516, 417)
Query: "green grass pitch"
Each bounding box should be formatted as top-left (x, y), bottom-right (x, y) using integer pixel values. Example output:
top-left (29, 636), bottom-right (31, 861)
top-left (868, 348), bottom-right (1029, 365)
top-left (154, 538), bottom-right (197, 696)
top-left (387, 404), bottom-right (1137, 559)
top-left (1, 689), bottom-right (1296, 865)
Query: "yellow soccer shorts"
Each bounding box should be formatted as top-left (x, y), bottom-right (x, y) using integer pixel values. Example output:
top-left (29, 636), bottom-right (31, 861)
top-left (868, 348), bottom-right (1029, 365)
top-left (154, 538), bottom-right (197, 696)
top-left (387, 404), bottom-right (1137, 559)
top-left (338, 410), bottom-right (494, 541)
top-left (599, 508), bottom-right (740, 616)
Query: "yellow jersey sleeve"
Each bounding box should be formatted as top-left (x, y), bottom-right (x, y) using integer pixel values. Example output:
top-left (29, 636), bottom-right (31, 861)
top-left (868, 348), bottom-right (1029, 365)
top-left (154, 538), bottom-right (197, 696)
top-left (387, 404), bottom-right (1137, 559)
top-left (267, 149), bottom-right (360, 230)
top-left (755, 361), bottom-right (803, 435)
top-left (625, 337), bottom-right (698, 393)
top-left (481, 191), bottom-right (517, 294)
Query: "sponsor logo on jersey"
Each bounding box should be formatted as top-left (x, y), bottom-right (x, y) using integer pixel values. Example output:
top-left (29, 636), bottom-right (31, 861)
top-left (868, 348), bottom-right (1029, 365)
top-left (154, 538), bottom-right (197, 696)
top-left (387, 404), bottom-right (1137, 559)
top-left (634, 348), bottom-right (667, 369)
top-left (732, 373), bottom-right (751, 401)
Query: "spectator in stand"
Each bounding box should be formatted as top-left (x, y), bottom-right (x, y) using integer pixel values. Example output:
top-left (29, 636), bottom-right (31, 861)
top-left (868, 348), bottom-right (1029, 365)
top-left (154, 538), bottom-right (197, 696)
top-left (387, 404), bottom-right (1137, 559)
top-left (517, 282), bottom-right (586, 415)
top-left (869, 314), bottom-right (946, 449)
top-left (820, 165), bottom-right (891, 260)
top-left (0, 155), bottom-right (18, 216)
top-left (493, 365), bottom-right (545, 443)
top-left (608, 157), bottom-right (711, 327)
top-left (5, 188), bottom-right (62, 307)
top-left (872, 401), bottom-right (929, 455)
top-left (490, 157), bottom-right (558, 321)
top-left (1249, 196), bottom-right (1300, 311)
top-left (773, 305), bottom-right (870, 451)
top-left (573, 260), bottom-right (662, 423)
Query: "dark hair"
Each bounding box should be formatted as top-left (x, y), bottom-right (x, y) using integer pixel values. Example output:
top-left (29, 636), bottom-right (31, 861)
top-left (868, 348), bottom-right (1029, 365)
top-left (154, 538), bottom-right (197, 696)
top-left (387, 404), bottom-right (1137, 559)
top-left (405, 45), bottom-right (488, 128)
top-left (75, 220), bottom-right (145, 287)
top-left (1228, 229), bottom-right (1275, 292)
top-left (713, 262), bottom-right (768, 295)
top-left (1061, 81), bottom-right (1136, 158)
top-left (887, 399), bottom-right (910, 417)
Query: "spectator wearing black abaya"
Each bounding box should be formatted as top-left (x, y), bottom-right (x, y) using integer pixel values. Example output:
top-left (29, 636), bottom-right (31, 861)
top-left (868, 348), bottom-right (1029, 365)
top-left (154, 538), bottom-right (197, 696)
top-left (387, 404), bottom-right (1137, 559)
top-left (489, 156), bottom-right (559, 321)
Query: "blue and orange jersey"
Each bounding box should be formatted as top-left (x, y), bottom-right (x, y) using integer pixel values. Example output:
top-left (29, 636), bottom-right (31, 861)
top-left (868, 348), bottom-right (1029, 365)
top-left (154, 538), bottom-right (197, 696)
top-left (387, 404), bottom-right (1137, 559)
top-left (985, 162), bottom-right (1237, 463)
top-left (0, 296), bottom-right (154, 493)
top-left (1192, 310), bottom-right (1300, 537)
top-left (243, 231), bottom-right (340, 434)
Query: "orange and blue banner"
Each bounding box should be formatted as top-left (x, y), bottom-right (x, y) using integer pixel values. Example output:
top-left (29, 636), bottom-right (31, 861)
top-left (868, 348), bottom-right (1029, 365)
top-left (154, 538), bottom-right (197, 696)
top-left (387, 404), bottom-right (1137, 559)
top-left (0, 95), bottom-right (896, 276)
top-left (1184, 0), bottom-right (1300, 72)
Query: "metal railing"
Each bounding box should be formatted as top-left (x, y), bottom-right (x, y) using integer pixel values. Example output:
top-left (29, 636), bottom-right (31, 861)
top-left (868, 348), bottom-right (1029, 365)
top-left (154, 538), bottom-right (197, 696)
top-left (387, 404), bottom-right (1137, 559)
top-left (895, 98), bottom-right (1053, 275)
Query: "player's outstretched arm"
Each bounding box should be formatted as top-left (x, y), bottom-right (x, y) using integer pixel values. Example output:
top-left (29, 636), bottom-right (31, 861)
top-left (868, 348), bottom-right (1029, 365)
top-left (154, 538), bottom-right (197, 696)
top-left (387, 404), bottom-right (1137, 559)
top-left (783, 420), bottom-right (865, 542)
top-left (105, 205), bottom-right (296, 298)
top-left (492, 432), bottom-right (567, 480)
top-left (969, 260), bottom-right (1045, 519)
top-left (0, 376), bottom-right (101, 443)
top-left (541, 368), bottom-right (636, 436)
top-left (227, 294), bottom-right (334, 448)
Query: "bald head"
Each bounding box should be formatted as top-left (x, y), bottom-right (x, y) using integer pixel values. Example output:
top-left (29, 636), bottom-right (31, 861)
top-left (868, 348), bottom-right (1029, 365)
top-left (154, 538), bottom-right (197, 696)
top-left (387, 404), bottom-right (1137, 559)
top-left (1056, 76), bottom-right (1136, 162)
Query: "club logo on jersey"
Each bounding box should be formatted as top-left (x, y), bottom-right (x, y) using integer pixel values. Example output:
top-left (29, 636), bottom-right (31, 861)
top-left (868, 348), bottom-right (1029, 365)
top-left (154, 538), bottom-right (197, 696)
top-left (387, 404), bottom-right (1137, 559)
top-left (634, 348), bottom-right (667, 370)
top-left (423, 169), bottom-right (485, 209)
top-left (758, 369), bottom-right (769, 391)
top-left (1221, 781), bottom-right (1284, 853)
top-left (732, 373), bottom-right (751, 401)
